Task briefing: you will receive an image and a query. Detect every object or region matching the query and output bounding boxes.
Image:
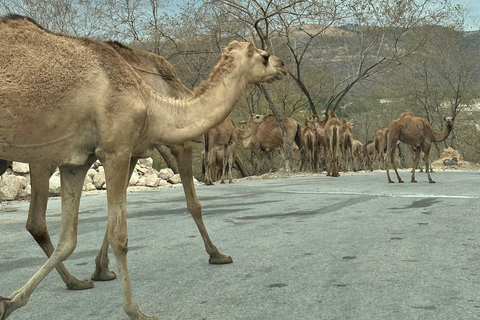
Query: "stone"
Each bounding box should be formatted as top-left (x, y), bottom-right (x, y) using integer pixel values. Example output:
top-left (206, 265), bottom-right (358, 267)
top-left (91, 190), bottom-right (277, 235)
top-left (12, 162), bottom-right (30, 174)
top-left (159, 168), bottom-right (174, 180)
top-left (49, 172), bottom-right (61, 195)
top-left (129, 171), bottom-right (140, 186)
top-left (168, 174), bottom-right (182, 184)
top-left (0, 175), bottom-right (24, 200)
top-left (145, 173), bottom-right (159, 187)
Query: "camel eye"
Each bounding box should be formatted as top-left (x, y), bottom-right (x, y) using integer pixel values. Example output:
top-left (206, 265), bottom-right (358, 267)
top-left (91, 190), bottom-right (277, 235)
top-left (262, 54), bottom-right (269, 65)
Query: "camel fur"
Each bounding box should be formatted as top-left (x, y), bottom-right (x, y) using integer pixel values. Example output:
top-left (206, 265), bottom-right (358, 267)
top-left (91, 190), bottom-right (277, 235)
top-left (0, 15), bottom-right (286, 320)
top-left (384, 112), bottom-right (454, 183)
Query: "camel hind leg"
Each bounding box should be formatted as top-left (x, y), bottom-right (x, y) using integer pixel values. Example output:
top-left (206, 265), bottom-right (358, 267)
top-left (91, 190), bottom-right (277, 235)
top-left (422, 144), bottom-right (435, 183)
top-left (170, 143), bottom-right (233, 264)
top-left (410, 147), bottom-right (422, 183)
top-left (1, 163), bottom-right (90, 320)
top-left (26, 163), bottom-right (95, 290)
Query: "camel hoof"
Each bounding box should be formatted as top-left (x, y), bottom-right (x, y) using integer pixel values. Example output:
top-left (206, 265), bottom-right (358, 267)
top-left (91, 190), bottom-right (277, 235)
top-left (0, 296), bottom-right (13, 320)
top-left (399, 180), bottom-right (404, 183)
top-left (411, 180), bottom-right (417, 183)
top-left (209, 254), bottom-right (233, 264)
top-left (429, 180), bottom-right (436, 183)
top-left (67, 279), bottom-right (95, 290)
top-left (388, 181), bottom-right (394, 183)
top-left (91, 270), bottom-right (117, 281)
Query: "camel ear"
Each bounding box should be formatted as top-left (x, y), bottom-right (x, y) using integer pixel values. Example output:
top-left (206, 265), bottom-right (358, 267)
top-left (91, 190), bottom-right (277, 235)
top-left (247, 41), bottom-right (256, 57)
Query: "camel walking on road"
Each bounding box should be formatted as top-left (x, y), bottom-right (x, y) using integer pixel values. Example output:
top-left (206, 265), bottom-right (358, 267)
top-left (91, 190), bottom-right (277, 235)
top-left (0, 15), bottom-right (286, 320)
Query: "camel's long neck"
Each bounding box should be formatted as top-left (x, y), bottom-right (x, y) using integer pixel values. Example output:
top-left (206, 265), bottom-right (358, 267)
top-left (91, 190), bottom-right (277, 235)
top-left (432, 125), bottom-right (453, 142)
top-left (146, 69), bottom-right (249, 146)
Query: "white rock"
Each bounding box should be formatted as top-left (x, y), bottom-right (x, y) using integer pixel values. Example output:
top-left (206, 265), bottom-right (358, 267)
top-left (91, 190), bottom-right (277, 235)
top-left (158, 168), bottom-right (174, 180)
top-left (136, 177), bottom-right (146, 186)
top-left (93, 170), bottom-right (106, 189)
top-left (168, 174), bottom-right (182, 184)
top-left (129, 171), bottom-right (140, 186)
top-left (0, 175), bottom-right (23, 200)
top-left (12, 162), bottom-right (30, 173)
top-left (87, 168), bottom-right (97, 179)
top-left (138, 157), bottom-right (154, 167)
top-left (49, 174), bottom-right (61, 195)
top-left (157, 179), bottom-right (169, 187)
top-left (145, 173), bottom-right (159, 187)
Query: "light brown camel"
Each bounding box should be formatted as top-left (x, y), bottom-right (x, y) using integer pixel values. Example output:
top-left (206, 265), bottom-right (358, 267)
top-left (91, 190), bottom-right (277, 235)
top-left (0, 15), bottom-right (286, 320)
top-left (240, 114), bottom-right (301, 173)
top-left (363, 140), bottom-right (375, 171)
top-left (374, 127), bottom-right (388, 169)
top-left (385, 112), bottom-right (454, 183)
top-left (352, 139), bottom-right (364, 171)
top-left (0, 39), bottom-right (240, 294)
top-left (300, 120), bottom-right (316, 172)
top-left (340, 120), bottom-right (354, 172)
top-left (203, 117), bottom-right (238, 184)
top-left (324, 111), bottom-right (342, 177)
top-left (306, 114), bottom-right (327, 172)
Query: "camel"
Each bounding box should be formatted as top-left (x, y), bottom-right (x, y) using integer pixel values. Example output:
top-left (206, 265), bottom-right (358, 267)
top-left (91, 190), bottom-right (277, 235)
top-left (352, 139), bottom-right (364, 171)
top-left (363, 140), bottom-right (375, 171)
top-left (340, 120), bottom-right (354, 172)
top-left (0, 15), bottom-right (286, 320)
top-left (374, 127), bottom-right (388, 169)
top-left (240, 114), bottom-right (301, 173)
top-left (385, 112), bottom-right (454, 183)
top-left (0, 39), bottom-right (241, 294)
top-left (299, 120), bottom-right (316, 172)
top-left (203, 117), bottom-right (238, 184)
top-left (324, 111), bottom-right (342, 177)
top-left (306, 114), bottom-right (327, 172)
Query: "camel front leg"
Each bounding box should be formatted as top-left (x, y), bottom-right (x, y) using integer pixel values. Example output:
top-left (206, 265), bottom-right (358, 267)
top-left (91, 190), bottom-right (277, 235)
top-left (410, 147), bottom-right (422, 183)
top-left (170, 143), bottom-right (233, 264)
top-left (91, 157), bottom-right (138, 281)
top-left (0, 163), bottom-right (89, 320)
top-left (103, 152), bottom-right (154, 320)
top-left (422, 145), bottom-right (435, 183)
top-left (26, 163), bottom-right (95, 290)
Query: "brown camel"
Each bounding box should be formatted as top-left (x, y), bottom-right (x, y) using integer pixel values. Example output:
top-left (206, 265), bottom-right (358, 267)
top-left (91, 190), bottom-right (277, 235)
top-left (0, 39), bottom-right (241, 294)
top-left (324, 111), bottom-right (342, 177)
top-left (385, 112), bottom-right (454, 183)
top-left (203, 117), bottom-right (238, 184)
top-left (240, 114), bottom-right (301, 173)
top-left (300, 120), bottom-right (316, 172)
top-left (374, 127), bottom-right (388, 169)
top-left (352, 139), bottom-right (364, 171)
top-left (0, 15), bottom-right (286, 320)
top-left (306, 114), bottom-right (327, 172)
top-left (363, 140), bottom-right (375, 171)
top-left (340, 120), bottom-right (354, 172)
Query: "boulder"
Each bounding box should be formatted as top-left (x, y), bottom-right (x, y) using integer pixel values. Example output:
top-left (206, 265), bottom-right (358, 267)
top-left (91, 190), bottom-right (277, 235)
top-left (0, 175), bottom-right (25, 200)
top-left (12, 162), bottom-right (30, 174)
top-left (159, 168), bottom-right (174, 180)
top-left (168, 174), bottom-right (182, 184)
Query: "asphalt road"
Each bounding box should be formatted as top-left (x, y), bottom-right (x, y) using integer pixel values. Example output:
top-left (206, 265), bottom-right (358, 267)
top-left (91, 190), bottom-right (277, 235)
top-left (1, 170), bottom-right (480, 320)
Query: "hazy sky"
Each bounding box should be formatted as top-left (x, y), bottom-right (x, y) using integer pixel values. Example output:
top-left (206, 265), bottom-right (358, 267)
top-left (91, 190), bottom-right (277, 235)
top-left (451, 0), bottom-right (480, 30)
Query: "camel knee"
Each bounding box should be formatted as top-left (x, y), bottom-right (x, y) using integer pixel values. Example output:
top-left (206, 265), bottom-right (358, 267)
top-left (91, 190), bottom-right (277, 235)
top-left (25, 220), bottom-right (49, 244)
top-left (108, 233), bottom-right (129, 254)
top-left (55, 240), bottom-right (77, 261)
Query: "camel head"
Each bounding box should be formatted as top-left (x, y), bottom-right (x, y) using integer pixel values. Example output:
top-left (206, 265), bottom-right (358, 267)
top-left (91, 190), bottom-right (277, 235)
top-left (444, 116), bottom-right (455, 129)
top-left (225, 41), bottom-right (287, 84)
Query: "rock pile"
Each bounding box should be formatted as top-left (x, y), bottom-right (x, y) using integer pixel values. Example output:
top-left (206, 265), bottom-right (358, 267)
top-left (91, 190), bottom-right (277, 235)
top-left (431, 147), bottom-right (480, 171)
top-left (0, 158), bottom-right (186, 201)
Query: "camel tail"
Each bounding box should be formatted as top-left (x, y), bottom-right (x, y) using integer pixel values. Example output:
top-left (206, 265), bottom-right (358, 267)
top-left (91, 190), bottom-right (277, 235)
top-left (294, 122), bottom-right (302, 149)
top-left (332, 125), bottom-right (338, 153)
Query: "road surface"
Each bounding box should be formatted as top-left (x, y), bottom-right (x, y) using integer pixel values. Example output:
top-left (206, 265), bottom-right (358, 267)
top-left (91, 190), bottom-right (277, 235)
top-left (1, 170), bottom-right (479, 319)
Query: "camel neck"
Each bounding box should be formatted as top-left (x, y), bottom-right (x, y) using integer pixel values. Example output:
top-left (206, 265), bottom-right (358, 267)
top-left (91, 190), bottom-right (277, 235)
top-left (145, 70), bottom-right (250, 146)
